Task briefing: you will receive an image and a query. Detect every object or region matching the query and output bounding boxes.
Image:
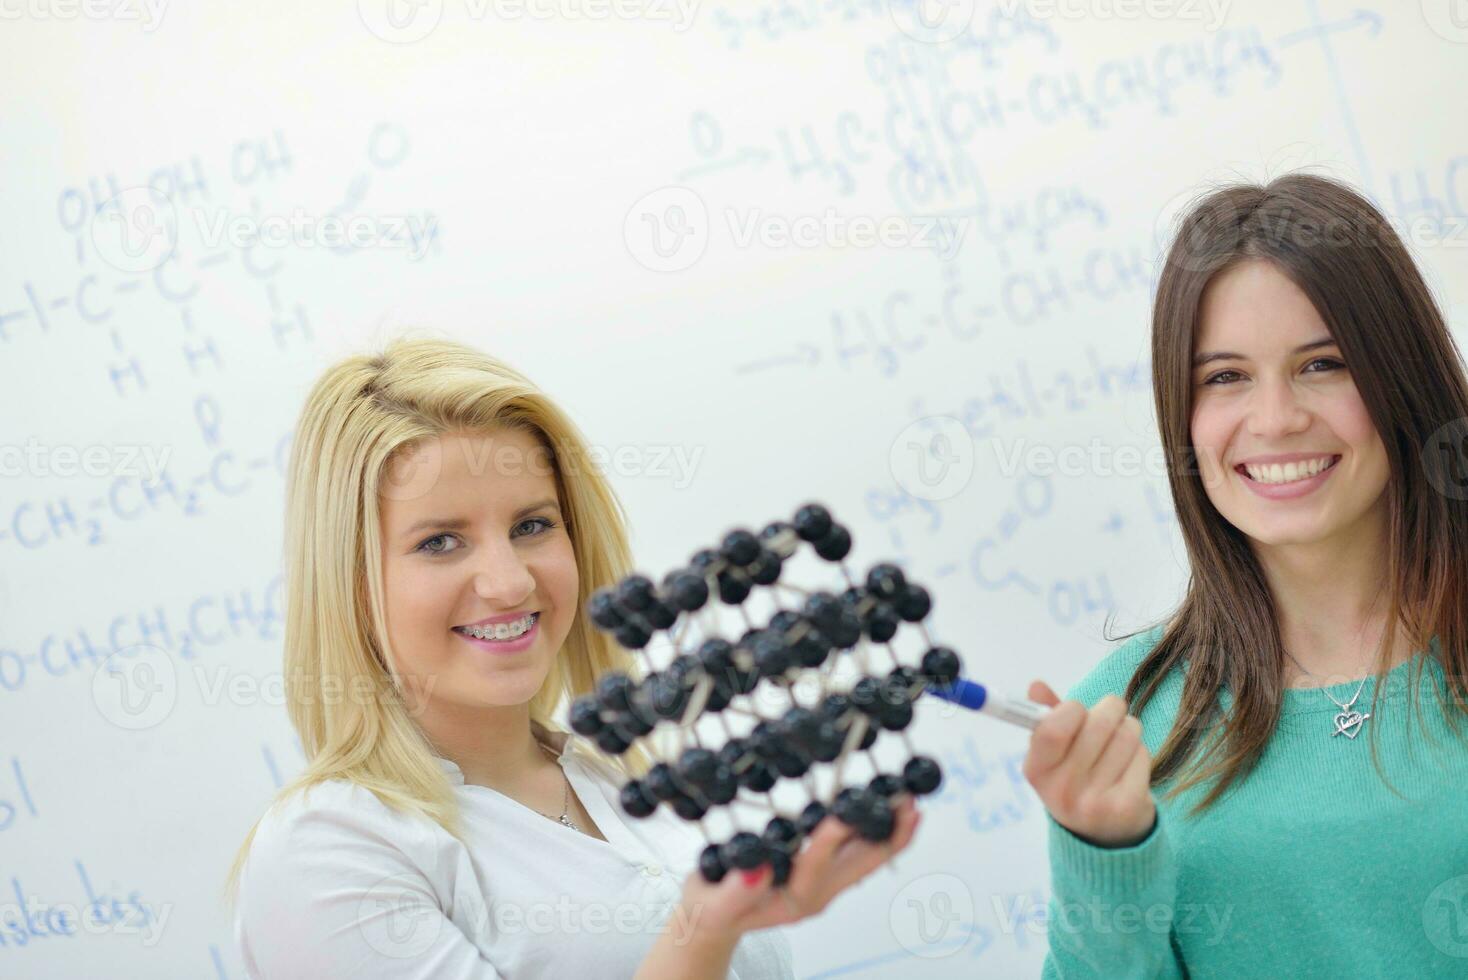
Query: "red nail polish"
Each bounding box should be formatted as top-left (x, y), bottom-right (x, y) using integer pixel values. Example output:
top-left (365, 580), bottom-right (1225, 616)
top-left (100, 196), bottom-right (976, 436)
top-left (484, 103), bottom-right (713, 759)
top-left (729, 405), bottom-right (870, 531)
top-left (739, 867), bottom-right (767, 887)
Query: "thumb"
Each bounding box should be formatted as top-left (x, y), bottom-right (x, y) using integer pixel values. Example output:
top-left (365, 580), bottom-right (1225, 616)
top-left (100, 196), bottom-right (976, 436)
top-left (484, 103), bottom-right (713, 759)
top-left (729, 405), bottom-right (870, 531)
top-left (1028, 680), bottom-right (1060, 707)
top-left (717, 864), bottom-right (772, 912)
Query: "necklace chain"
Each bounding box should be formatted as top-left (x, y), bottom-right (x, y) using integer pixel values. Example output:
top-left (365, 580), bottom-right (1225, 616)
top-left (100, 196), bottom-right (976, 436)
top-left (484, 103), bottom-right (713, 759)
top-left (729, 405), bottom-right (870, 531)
top-left (534, 738), bottom-right (582, 832)
top-left (1281, 648), bottom-right (1372, 738)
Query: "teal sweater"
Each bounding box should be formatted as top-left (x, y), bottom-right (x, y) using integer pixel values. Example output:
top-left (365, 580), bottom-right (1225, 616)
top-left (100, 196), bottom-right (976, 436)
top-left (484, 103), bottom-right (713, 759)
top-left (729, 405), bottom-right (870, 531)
top-left (1041, 625), bottom-right (1468, 978)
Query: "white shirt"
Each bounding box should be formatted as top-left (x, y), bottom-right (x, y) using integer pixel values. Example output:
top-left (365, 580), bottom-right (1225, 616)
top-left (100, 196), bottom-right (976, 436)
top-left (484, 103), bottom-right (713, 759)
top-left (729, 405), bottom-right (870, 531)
top-left (233, 722), bottom-right (795, 979)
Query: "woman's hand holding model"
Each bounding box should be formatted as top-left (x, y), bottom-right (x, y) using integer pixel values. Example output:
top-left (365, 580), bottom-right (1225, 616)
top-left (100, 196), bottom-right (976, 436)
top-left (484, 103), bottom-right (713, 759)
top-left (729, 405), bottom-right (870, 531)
top-left (635, 796), bottom-right (920, 979)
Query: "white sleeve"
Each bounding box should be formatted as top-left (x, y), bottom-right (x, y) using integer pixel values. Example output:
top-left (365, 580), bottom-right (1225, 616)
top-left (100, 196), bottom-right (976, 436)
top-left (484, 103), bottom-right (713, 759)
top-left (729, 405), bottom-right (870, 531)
top-left (234, 796), bottom-right (505, 980)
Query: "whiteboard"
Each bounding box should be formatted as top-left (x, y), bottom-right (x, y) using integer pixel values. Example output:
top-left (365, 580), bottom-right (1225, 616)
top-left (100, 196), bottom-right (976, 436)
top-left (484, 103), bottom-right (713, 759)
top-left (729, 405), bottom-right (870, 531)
top-left (3, 2), bottom-right (1466, 976)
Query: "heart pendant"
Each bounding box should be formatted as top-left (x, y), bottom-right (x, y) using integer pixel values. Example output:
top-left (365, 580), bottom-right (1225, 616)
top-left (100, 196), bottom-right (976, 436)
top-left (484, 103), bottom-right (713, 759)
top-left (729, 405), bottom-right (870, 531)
top-left (1332, 709), bottom-right (1369, 738)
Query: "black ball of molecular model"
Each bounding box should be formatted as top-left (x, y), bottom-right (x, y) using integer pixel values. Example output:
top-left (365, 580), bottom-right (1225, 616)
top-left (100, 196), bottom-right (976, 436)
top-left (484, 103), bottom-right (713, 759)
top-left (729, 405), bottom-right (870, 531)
top-left (569, 502), bottom-right (967, 886)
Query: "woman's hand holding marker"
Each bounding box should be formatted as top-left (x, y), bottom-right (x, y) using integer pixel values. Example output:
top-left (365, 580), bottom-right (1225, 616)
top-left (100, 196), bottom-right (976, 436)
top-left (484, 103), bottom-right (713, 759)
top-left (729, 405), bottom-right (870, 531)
top-left (1021, 682), bottom-right (1157, 849)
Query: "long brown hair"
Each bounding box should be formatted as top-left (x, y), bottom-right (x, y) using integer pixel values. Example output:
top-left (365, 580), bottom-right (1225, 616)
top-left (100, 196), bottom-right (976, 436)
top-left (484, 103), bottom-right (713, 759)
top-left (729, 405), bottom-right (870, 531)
top-left (1121, 172), bottom-right (1468, 815)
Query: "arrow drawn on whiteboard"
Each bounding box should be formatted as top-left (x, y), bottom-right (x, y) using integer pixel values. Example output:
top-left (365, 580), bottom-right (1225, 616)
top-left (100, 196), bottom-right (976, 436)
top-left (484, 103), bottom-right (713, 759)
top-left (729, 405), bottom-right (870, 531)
top-left (1277, 7), bottom-right (1382, 47)
top-left (676, 146), bottom-right (772, 182)
top-left (734, 343), bottom-right (820, 374)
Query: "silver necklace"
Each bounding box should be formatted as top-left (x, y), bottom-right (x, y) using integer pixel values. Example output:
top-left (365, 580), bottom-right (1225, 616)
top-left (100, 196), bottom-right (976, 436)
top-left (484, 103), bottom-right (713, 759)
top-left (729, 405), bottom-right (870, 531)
top-left (1281, 649), bottom-right (1371, 739)
top-left (534, 738), bottom-right (582, 832)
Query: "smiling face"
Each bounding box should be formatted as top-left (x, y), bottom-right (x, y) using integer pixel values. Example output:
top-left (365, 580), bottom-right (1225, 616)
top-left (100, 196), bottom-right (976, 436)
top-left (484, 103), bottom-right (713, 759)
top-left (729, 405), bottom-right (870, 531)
top-left (377, 427), bottom-right (578, 718)
top-left (1188, 258), bottom-right (1391, 549)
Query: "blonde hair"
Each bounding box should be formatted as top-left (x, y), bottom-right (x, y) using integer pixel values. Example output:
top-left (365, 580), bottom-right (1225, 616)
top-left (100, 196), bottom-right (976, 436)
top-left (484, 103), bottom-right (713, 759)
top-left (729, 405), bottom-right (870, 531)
top-left (223, 330), bottom-right (649, 906)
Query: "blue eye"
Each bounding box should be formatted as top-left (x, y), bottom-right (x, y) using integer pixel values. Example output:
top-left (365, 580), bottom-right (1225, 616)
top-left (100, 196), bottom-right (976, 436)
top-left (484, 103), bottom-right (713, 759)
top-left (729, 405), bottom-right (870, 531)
top-left (515, 517), bottom-right (557, 537)
top-left (415, 518), bottom-right (556, 556)
top-left (417, 533), bottom-right (462, 555)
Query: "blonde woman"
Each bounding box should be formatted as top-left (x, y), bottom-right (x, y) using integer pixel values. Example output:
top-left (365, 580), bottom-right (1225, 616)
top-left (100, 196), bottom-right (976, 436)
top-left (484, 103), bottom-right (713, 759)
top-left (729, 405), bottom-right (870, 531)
top-left (223, 335), bottom-right (919, 979)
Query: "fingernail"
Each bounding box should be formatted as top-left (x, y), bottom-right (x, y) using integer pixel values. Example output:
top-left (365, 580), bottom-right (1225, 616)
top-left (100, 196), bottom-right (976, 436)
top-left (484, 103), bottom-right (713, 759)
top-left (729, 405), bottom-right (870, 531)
top-left (739, 867), bottom-right (767, 887)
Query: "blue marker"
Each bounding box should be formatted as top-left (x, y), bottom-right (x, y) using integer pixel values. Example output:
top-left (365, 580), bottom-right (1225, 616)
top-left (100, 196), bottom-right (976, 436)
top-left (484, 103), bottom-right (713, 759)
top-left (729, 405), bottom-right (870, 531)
top-left (925, 678), bottom-right (1049, 730)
